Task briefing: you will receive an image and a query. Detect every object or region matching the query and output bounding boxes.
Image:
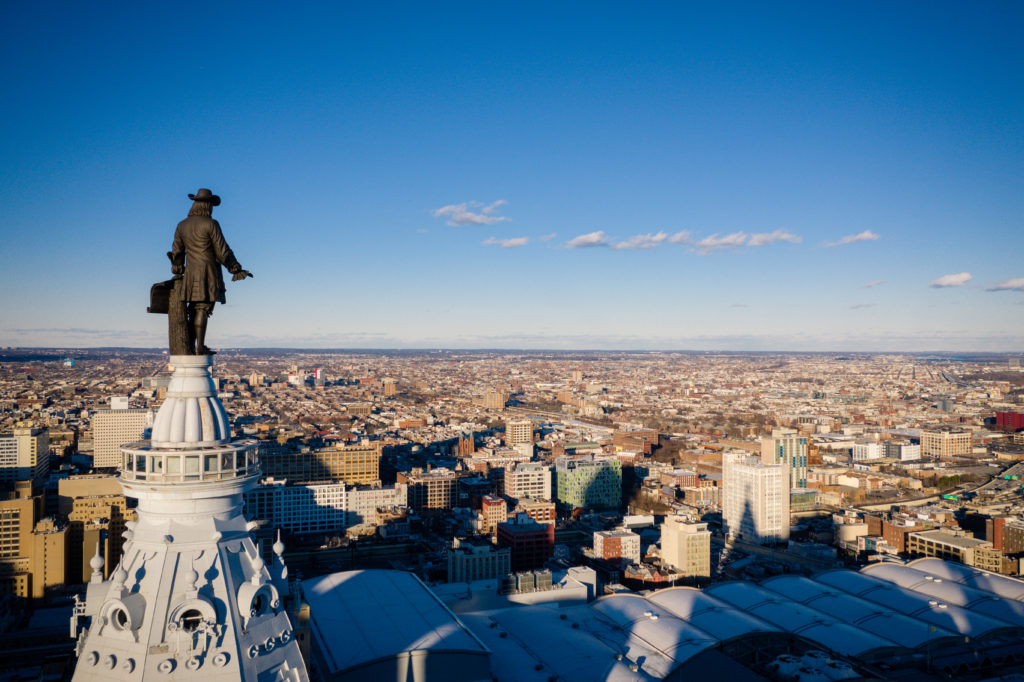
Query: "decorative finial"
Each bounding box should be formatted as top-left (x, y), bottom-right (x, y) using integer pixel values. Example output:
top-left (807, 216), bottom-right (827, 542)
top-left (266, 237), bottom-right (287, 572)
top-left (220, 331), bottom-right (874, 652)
top-left (251, 555), bottom-right (265, 585)
top-left (273, 530), bottom-right (285, 557)
top-left (89, 543), bottom-right (104, 582)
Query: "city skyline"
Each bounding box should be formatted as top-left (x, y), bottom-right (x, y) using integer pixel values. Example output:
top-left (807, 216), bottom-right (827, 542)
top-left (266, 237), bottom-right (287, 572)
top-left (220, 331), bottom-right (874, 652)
top-left (2, 3), bottom-right (1022, 351)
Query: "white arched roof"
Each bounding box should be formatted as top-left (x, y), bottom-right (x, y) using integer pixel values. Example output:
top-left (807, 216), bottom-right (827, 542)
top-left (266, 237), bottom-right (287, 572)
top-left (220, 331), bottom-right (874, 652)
top-left (487, 604), bottom-right (673, 681)
top-left (705, 581), bottom-right (778, 610)
top-left (707, 581), bottom-right (899, 656)
top-left (590, 594), bottom-right (718, 661)
top-left (760, 575), bottom-right (959, 649)
top-left (304, 570), bottom-right (489, 679)
top-left (817, 569), bottom-right (1016, 639)
top-left (905, 558), bottom-right (1024, 602)
top-left (590, 593), bottom-right (677, 626)
top-left (863, 563), bottom-right (1024, 627)
top-left (647, 587), bottom-right (780, 641)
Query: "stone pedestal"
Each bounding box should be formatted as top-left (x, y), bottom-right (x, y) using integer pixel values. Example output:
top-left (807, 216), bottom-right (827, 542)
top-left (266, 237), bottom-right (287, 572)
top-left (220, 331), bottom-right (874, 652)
top-left (71, 356), bottom-right (307, 682)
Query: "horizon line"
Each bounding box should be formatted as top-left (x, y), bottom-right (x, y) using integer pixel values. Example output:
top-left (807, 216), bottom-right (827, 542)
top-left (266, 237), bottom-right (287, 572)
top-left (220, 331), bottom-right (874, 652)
top-left (3, 346), bottom-right (1024, 356)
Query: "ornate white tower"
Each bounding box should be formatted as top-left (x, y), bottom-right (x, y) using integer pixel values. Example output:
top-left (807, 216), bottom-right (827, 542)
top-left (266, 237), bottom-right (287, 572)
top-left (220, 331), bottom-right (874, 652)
top-left (71, 355), bottom-right (308, 681)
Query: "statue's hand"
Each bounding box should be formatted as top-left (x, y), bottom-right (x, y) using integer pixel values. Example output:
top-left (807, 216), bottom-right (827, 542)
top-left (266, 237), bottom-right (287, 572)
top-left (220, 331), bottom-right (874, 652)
top-left (232, 270), bottom-right (253, 281)
top-left (168, 251), bottom-right (184, 276)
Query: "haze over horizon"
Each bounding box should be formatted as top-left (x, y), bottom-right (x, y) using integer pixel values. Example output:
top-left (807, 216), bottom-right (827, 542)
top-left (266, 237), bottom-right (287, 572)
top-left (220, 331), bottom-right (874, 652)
top-left (2, 3), bottom-right (1022, 352)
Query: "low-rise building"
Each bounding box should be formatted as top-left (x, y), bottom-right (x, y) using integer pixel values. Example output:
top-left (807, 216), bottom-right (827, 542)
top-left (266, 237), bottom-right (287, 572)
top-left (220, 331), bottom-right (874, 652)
top-left (245, 478), bottom-right (406, 534)
top-left (478, 495), bottom-right (507, 535)
top-left (398, 467), bottom-right (460, 510)
top-left (497, 512), bottom-right (554, 572)
top-left (920, 427), bottom-right (972, 459)
top-left (447, 537), bottom-right (511, 583)
top-left (660, 516), bottom-right (711, 579)
top-left (907, 529), bottom-right (992, 567)
top-left (503, 462), bottom-right (551, 502)
top-left (593, 529), bottom-right (641, 564)
top-left (514, 498), bottom-right (556, 525)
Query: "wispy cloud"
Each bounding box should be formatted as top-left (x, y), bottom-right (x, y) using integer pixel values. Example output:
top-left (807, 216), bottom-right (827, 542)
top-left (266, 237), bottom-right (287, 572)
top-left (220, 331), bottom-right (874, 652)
top-left (483, 236), bottom-right (529, 248)
top-left (557, 227), bottom-right (794, 253)
top-left (987, 278), bottom-right (1024, 292)
top-left (3, 327), bottom-right (165, 347)
top-left (748, 229), bottom-right (802, 247)
top-left (559, 228), bottom-right (797, 254)
top-left (930, 272), bottom-right (972, 288)
top-left (850, 303), bottom-right (874, 310)
top-left (612, 232), bottom-right (669, 250)
top-left (826, 230), bottom-right (880, 247)
top-left (695, 231), bottom-right (748, 254)
top-left (862, 280), bottom-right (887, 289)
top-left (10, 327), bottom-right (153, 337)
top-left (565, 231), bottom-right (609, 248)
top-left (539, 233), bottom-right (557, 242)
top-left (432, 199), bottom-right (509, 226)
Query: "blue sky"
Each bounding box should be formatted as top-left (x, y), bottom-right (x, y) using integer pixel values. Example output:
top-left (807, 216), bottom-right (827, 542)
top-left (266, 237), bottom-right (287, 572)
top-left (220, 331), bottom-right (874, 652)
top-left (1, 2), bottom-right (1022, 351)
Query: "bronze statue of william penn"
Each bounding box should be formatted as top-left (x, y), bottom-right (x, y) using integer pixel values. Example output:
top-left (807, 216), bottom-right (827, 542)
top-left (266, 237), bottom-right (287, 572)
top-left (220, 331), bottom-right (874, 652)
top-left (152, 188), bottom-right (252, 355)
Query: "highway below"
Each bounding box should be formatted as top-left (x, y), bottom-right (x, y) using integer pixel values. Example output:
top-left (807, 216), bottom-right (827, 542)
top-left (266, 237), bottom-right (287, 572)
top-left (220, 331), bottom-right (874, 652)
top-left (712, 536), bottom-right (840, 573)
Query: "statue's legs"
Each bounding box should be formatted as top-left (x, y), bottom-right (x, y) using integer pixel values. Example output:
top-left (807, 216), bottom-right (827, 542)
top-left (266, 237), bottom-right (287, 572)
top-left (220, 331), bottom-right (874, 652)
top-left (189, 302), bottom-right (216, 355)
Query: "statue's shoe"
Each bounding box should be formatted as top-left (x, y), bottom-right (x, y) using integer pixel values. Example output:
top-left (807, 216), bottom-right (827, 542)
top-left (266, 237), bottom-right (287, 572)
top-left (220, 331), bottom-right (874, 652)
top-left (197, 346), bottom-right (217, 355)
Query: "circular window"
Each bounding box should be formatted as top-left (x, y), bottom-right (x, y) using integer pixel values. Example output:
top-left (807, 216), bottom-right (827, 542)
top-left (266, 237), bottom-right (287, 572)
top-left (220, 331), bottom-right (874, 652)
top-left (179, 609), bottom-right (204, 632)
top-left (112, 608), bottom-right (129, 629)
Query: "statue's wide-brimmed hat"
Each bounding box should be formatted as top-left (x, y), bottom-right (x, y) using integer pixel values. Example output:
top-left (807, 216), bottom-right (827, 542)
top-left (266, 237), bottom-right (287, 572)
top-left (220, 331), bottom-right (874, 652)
top-left (188, 188), bottom-right (221, 206)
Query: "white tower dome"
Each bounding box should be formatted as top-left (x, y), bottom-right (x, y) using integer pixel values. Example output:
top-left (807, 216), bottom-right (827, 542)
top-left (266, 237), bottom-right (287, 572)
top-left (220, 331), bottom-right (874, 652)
top-left (71, 355), bottom-right (309, 682)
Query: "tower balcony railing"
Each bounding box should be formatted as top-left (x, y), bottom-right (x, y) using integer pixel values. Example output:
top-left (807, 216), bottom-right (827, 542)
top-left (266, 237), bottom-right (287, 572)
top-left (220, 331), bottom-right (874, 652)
top-left (119, 440), bottom-right (260, 484)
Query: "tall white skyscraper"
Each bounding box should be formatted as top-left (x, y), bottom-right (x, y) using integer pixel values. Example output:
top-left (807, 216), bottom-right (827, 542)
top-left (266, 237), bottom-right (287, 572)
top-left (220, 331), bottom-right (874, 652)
top-left (92, 404), bottom-right (152, 469)
top-left (723, 452), bottom-right (789, 545)
top-left (71, 355), bottom-right (307, 681)
top-left (0, 426), bottom-right (49, 487)
top-left (761, 427), bottom-right (808, 489)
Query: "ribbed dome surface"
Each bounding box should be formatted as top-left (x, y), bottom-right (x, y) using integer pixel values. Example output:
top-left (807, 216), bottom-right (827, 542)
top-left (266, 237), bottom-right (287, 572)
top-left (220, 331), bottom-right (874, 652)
top-left (151, 355), bottom-right (232, 448)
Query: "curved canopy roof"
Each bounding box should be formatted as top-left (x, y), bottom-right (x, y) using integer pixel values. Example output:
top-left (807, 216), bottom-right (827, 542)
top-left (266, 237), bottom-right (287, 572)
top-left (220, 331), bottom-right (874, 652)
top-left (706, 581), bottom-right (899, 656)
top-left (816, 569), bottom-right (1016, 639)
top-left (647, 587), bottom-right (779, 641)
top-left (304, 570), bottom-right (488, 676)
top-left (504, 603), bottom-right (679, 681)
top-left (590, 594), bottom-right (719, 662)
top-left (905, 558), bottom-right (1024, 602)
top-left (306, 562), bottom-right (1024, 682)
top-left (862, 563), bottom-right (1024, 626)
top-left (760, 575), bottom-right (959, 648)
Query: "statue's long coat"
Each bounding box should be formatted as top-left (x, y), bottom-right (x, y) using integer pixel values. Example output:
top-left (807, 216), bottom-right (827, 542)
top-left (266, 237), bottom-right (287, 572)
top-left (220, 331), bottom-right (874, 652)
top-left (170, 216), bottom-right (241, 303)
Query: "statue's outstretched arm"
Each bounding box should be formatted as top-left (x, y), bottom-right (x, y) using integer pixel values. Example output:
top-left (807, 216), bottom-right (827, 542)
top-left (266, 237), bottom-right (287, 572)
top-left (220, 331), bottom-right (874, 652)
top-left (210, 219), bottom-right (253, 281)
top-left (210, 219), bottom-right (241, 272)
